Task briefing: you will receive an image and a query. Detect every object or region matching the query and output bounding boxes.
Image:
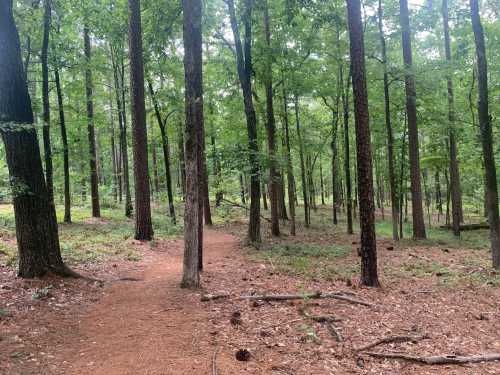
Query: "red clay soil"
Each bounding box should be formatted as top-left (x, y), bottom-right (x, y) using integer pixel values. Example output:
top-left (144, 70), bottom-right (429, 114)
top-left (2, 228), bottom-right (500, 374)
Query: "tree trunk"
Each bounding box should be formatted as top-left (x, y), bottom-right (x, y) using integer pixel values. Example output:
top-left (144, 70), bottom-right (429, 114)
top-left (128, 0), bottom-right (153, 240)
top-left (263, 0), bottom-right (279, 236)
top-left (262, 182), bottom-right (268, 210)
top-left (378, 0), bottom-right (398, 240)
top-left (0, 1), bottom-right (72, 278)
top-left (283, 88), bottom-right (296, 235)
top-left (200, 121), bottom-right (212, 226)
top-left (399, 122), bottom-right (408, 239)
top-left (240, 173), bottom-right (246, 205)
top-left (177, 120), bottom-right (187, 200)
top-left (346, 0), bottom-right (380, 287)
top-left (54, 66), bottom-right (71, 223)
top-left (399, 0), bottom-right (425, 239)
top-left (319, 154), bottom-right (326, 206)
top-left (470, 0), bottom-right (500, 269)
top-left (294, 95), bottom-right (310, 227)
top-left (151, 136), bottom-right (160, 194)
top-left (341, 66), bottom-right (353, 235)
top-left (181, 0), bottom-right (203, 287)
top-left (227, 0), bottom-right (261, 243)
top-left (84, 26), bottom-right (100, 218)
top-left (41, 0), bottom-right (54, 204)
top-left (442, 0), bottom-right (462, 237)
top-left (147, 80), bottom-right (176, 224)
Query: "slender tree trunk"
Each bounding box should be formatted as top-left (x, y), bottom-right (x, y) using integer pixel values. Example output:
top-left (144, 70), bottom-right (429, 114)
top-left (227, 0), bottom-right (261, 243)
top-left (110, 98), bottom-right (119, 203)
top-left (54, 66), bottom-right (71, 223)
top-left (262, 182), bottom-right (268, 210)
top-left (201, 122), bottom-right (212, 226)
top-left (399, 121), bottom-right (408, 239)
top-left (147, 80), bottom-right (176, 224)
top-left (263, 0), bottom-right (279, 236)
top-left (41, 0), bottom-right (54, 204)
top-left (294, 95), bottom-right (310, 227)
top-left (128, 0), bottom-right (153, 240)
top-left (378, 0), bottom-right (398, 239)
top-left (151, 136), bottom-right (160, 194)
top-left (0, 1), bottom-right (73, 278)
top-left (341, 66), bottom-right (353, 235)
top-left (181, 0), bottom-right (204, 287)
top-left (319, 154), bottom-right (325, 206)
top-left (399, 0), bottom-right (425, 239)
top-left (283, 88), bottom-right (296, 235)
top-left (470, 0), bottom-right (500, 269)
top-left (240, 173), bottom-right (246, 204)
top-left (346, 0), bottom-right (379, 287)
top-left (177, 120), bottom-right (186, 200)
top-left (442, 0), bottom-right (462, 237)
top-left (84, 26), bottom-right (100, 218)
top-left (119, 52), bottom-right (133, 217)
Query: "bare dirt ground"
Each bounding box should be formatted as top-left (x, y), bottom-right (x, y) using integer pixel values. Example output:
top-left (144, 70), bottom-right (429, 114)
top-left (1, 225), bottom-right (500, 374)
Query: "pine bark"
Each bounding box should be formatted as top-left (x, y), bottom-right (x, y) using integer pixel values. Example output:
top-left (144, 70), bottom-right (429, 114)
top-left (399, 0), bottom-right (426, 239)
top-left (181, 0), bottom-right (204, 288)
top-left (470, 0), bottom-right (500, 269)
top-left (84, 26), bottom-right (100, 218)
top-left (0, 1), bottom-right (71, 278)
top-left (128, 0), bottom-right (153, 240)
top-left (346, 0), bottom-right (380, 287)
top-left (294, 95), bottom-right (310, 227)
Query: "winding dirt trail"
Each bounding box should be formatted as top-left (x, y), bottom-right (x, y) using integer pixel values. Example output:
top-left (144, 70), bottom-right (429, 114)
top-left (56, 230), bottom-right (239, 375)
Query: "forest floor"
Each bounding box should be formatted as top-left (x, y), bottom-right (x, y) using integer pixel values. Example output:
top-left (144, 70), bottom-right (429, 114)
top-left (1, 204), bottom-right (500, 374)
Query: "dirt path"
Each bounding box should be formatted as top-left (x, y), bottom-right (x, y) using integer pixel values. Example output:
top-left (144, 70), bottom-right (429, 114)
top-left (54, 230), bottom-right (239, 375)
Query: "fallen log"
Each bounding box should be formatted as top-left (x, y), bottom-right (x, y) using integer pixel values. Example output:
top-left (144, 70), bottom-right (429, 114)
top-left (221, 199), bottom-right (272, 223)
top-left (355, 334), bottom-right (428, 352)
top-left (440, 223), bottom-right (489, 231)
top-left (238, 292), bottom-right (374, 307)
top-left (364, 352), bottom-right (500, 365)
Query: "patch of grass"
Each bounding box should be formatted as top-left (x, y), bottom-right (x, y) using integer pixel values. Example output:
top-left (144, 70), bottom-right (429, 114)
top-left (0, 204), bottom-right (180, 268)
top-left (254, 243), bottom-right (353, 280)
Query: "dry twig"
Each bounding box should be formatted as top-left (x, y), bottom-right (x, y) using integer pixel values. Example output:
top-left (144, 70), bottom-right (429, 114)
top-left (364, 352), bottom-right (500, 365)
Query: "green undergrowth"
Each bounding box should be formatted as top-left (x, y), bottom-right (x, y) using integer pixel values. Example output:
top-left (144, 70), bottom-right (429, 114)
top-left (253, 242), bottom-right (355, 281)
top-left (0, 204), bottom-right (182, 268)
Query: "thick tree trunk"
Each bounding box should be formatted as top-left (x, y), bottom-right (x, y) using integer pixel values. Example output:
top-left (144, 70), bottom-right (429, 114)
top-left (378, 0), bottom-right (398, 240)
top-left (84, 26), bottom-right (100, 218)
top-left (0, 1), bottom-right (72, 278)
top-left (470, 0), bottom-right (500, 269)
top-left (227, 0), bottom-right (261, 243)
top-left (263, 0), bottom-right (279, 236)
top-left (294, 95), bottom-right (310, 227)
top-left (41, 0), bottom-right (54, 204)
top-left (128, 0), bottom-right (153, 240)
top-left (442, 0), bottom-right (462, 237)
top-left (54, 66), bottom-right (71, 223)
top-left (147, 80), bottom-right (176, 224)
top-left (399, 0), bottom-right (426, 239)
top-left (283, 89), bottom-right (296, 235)
top-left (181, 0), bottom-right (204, 288)
top-left (346, 0), bottom-right (380, 287)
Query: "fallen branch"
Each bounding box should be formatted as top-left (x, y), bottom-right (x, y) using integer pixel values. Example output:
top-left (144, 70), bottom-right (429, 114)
top-left (201, 293), bottom-right (230, 302)
top-left (364, 352), bottom-right (500, 365)
top-left (440, 223), bottom-right (489, 231)
top-left (355, 334), bottom-right (428, 352)
top-left (257, 318), bottom-right (304, 331)
top-left (326, 322), bottom-right (344, 342)
top-left (212, 347), bottom-right (219, 375)
top-left (221, 199), bottom-right (272, 223)
top-left (238, 291), bottom-right (374, 307)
